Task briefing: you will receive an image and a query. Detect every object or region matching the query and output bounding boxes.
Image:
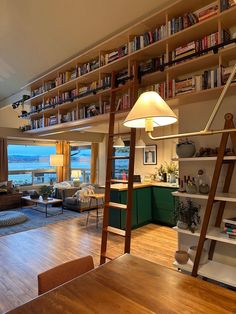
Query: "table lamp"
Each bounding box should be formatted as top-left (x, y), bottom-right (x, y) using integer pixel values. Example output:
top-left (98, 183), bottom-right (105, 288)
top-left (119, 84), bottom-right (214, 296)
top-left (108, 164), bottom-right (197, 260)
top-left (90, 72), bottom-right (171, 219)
top-left (71, 170), bottom-right (82, 187)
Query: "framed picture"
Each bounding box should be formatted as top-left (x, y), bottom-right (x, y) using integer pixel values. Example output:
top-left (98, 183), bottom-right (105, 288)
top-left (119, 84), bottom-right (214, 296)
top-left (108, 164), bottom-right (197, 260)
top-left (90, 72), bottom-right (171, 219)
top-left (143, 145), bottom-right (157, 165)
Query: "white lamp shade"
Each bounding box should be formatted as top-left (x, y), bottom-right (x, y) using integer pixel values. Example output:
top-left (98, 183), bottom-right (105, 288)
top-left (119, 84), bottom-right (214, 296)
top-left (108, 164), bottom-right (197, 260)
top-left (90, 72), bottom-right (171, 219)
top-left (113, 136), bottom-right (125, 148)
top-left (123, 91), bottom-right (177, 128)
top-left (135, 138), bottom-right (146, 148)
top-left (50, 154), bottom-right (64, 167)
top-left (71, 170), bottom-right (82, 178)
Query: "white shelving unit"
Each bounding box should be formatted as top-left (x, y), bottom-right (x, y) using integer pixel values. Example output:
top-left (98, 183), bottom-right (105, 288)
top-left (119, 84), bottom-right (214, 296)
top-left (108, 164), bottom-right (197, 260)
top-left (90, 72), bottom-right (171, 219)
top-left (173, 260), bottom-right (236, 288)
top-left (172, 156), bottom-right (236, 162)
top-left (173, 226), bottom-right (236, 245)
top-left (172, 191), bottom-right (236, 202)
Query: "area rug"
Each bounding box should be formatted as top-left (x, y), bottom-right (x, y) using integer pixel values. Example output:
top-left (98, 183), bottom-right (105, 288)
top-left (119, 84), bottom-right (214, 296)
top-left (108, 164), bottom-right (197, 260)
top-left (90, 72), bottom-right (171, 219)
top-left (0, 206), bottom-right (87, 237)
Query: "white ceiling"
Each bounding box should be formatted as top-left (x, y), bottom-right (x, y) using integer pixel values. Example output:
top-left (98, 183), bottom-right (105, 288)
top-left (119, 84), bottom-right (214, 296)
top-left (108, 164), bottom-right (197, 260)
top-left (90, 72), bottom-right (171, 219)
top-left (0, 0), bottom-right (172, 106)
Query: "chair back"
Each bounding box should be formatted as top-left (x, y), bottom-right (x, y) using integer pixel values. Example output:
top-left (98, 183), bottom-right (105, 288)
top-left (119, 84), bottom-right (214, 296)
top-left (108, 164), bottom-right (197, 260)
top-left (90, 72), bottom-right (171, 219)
top-left (38, 255), bottom-right (94, 295)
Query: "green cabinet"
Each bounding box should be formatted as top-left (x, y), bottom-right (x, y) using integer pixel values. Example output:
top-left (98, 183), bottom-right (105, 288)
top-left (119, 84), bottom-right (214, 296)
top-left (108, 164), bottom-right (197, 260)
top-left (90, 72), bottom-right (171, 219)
top-left (152, 187), bottom-right (177, 226)
top-left (109, 187), bottom-right (152, 229)
top-left (109, 185), bottom-right (176, 229)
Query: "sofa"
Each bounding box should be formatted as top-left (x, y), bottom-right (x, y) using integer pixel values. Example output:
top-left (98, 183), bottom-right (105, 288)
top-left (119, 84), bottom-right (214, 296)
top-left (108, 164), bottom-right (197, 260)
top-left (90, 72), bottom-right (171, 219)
top-left (62, 184), bottom-right (105, 212)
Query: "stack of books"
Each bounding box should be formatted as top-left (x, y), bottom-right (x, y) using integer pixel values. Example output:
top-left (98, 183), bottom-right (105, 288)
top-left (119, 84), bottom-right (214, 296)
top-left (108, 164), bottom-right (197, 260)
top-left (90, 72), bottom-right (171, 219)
top-left (115, 69), bottom-right (129, 86)
top-left (223, 217), bottom-right (236, 239)
top-left (30, 102), bottom-right (44, 113)
top-left (220, 0), bottom-right (236, 11)
top-left (174, 77), bottom-right (195, 96)
top-left (195, 2), bottom-right (218, 22)
top-left (78, 81), bottom-right (98, 96)
top-left (77, 58), bottom-right (99, 77)
top-left (100, 75), bottom-right (111, 88)
top-left (101, 44), bottom-right (128, 65)
top-left (139, 54), bottom-right (166, 75)
top-left (45, 95), bottom-right (60, 108)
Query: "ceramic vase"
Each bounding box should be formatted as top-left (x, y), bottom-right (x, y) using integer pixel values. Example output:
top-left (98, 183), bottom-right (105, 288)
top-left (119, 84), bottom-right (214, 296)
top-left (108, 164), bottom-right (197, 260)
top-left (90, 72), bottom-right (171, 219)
top-left (176, 143), bottom-right (196, 158)
top-left (187, 246), bottom-right (208, 265)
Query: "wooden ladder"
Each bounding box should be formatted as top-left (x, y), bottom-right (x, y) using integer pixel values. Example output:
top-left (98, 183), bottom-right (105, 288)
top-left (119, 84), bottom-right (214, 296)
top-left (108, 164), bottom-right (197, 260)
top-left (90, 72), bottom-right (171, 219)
top-left (192, 113), bottom-right (236, 277)
top-left (100, 66), bottom-right (138, 264)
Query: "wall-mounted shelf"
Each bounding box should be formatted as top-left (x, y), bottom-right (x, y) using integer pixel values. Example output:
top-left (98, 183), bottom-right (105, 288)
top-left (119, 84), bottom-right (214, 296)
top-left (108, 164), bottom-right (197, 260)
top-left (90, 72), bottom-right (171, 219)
top-left (172, 156), bottom-right (236, 161)
top-left (173, 260), bottom-right (236, 288)
top-left (173, 226), bottom-right (236, 245)
top-left (172, 191), bottom-right (236, 202)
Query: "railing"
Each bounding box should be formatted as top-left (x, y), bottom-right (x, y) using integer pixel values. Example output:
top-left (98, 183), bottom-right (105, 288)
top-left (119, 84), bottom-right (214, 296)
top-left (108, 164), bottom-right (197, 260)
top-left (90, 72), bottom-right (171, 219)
top-left (8, 169), bottom-right (56, 186)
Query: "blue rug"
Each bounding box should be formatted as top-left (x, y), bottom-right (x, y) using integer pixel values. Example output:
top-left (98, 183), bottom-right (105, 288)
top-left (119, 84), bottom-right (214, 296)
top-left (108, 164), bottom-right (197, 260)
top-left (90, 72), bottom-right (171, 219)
top-left (0, 206), bottom-right (86, 237)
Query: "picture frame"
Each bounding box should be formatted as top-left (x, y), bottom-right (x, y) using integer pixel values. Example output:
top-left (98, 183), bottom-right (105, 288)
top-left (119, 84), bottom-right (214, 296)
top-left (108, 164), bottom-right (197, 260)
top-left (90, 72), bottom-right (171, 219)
top-left (143, 145), bottom-right (157, 165)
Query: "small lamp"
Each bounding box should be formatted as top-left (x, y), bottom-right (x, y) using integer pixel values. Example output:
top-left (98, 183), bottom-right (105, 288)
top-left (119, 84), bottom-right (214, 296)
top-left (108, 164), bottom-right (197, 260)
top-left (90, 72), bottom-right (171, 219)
top-left (135, 129), bottom-right (146, 148)
top-left (71, 169), bottom-right (82, 187)
top-left (114, 122), bottom-right (125, 147)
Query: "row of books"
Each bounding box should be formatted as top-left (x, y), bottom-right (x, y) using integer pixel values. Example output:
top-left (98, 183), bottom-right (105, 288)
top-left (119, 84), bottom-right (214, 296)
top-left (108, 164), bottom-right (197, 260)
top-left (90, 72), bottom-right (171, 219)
top-left (115, 93), bottom-right (130, 111)
top-left (220, 0), bottom-right (236, 11)
top-left (129, 23), bottom-right (167, 53)
top-left (59, 109), bottom-right (77, 123)
top-left (100, 44), bottom-right (128, 65)
top-left (223, 217), bottom-right (236, 239)
top-left (169, 2), bottom-right (218, 35)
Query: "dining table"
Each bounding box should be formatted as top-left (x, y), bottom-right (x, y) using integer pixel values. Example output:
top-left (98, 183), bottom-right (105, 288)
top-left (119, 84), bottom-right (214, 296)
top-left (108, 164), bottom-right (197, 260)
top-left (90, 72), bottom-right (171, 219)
top-left (7, 254), bottom-right (236, 313)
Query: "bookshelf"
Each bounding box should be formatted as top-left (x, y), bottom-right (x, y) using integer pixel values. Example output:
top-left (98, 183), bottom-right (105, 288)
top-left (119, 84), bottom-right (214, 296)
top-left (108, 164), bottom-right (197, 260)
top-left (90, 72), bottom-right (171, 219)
top-left (18, 0), bottom-right (236, 133)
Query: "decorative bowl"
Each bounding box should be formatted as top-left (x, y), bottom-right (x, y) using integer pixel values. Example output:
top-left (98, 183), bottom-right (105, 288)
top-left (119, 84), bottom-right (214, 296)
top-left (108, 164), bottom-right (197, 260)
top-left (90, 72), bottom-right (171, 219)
top-left (175, 250), bottom-right (189, 265)
top-left (176, 143), bottom-right (196, 158)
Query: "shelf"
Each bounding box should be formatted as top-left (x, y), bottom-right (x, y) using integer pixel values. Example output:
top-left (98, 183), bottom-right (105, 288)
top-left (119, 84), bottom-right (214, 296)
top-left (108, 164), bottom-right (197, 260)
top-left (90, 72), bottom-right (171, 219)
top-left (24, 110), bottom-right (128, 134)
top-left (172, 156), bottom-right (236, 161)
top-left (172, 191), bottom-right (236, 202)
top-left (173, 226), bottom-right (236, 245)
top-left (173, 260), bottom-right (236, 287)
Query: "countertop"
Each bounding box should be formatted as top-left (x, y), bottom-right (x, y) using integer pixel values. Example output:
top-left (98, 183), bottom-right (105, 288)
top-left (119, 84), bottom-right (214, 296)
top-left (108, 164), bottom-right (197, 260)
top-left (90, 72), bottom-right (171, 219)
top-left (106, 181), bottom-right (179, 191)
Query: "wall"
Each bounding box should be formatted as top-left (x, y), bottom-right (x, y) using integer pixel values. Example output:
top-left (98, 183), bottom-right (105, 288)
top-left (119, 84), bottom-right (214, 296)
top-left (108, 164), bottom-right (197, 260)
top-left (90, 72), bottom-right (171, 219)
top-left (0, 105), bottom-right (28, 128)
top-left (134, 121), bottom-right (178, 179)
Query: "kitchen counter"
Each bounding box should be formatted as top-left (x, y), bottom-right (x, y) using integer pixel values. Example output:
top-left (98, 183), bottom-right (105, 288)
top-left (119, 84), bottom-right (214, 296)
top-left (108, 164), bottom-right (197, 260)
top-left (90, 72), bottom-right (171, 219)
top-left (108, 181), bottom-right (179, 191)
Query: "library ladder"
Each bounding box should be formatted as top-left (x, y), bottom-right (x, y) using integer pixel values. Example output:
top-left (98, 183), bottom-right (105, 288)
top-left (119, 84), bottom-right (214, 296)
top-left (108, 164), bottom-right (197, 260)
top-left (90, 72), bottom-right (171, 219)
top-left (192, 113), bottom-right (236, 277)
top-left (100, 67), bottom-right (138, 264)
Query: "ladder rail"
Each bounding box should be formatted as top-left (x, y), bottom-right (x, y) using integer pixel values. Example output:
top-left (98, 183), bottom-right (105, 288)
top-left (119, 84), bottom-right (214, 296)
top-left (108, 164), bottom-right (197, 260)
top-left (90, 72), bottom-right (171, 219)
top-left (192, 114), bottom-right (234, 277)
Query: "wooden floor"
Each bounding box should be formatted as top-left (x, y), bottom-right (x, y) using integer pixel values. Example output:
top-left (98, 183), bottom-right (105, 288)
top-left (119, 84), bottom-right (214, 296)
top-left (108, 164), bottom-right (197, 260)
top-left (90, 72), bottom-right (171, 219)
top-left (0, 217), bottom-right (177, 313)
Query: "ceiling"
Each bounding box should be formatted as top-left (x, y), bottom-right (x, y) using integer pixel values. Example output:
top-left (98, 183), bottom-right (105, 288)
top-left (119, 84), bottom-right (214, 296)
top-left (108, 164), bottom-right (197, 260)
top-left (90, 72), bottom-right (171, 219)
top-left (0, 0), bottom-right (172, 107)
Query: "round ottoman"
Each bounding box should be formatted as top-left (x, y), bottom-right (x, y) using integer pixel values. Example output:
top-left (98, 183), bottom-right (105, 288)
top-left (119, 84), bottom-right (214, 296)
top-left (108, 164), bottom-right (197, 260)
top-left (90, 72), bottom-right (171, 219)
top-left (0, 211), bottom-right (28, 227)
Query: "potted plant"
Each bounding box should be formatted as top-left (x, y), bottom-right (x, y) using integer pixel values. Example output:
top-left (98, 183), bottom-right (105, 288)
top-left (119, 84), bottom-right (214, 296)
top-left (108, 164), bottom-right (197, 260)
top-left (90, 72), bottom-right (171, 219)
top-left (165, 161), bottom-right (178, 183)
top-left (174, 199), bottom-right (201, 233)
top-left (40, 185), bottom-right (54, 200)
top-left (176, 138), bottom-right (196, 158)
top-left (156, 164), bottom-right (167, 182)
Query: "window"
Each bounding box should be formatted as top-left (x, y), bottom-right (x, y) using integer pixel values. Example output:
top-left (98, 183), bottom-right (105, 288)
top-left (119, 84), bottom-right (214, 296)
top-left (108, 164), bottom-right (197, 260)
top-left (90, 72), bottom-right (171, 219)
top-left (70, 145), bottom-right (91, 183)
top-left (8, 144), bottom-right (56, 186)
top-left (113, 142), bottom-right (130, 180)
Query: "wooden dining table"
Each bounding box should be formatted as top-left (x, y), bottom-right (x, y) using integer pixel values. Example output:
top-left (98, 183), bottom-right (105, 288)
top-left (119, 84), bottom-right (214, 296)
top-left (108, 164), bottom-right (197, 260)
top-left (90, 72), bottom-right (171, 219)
top-left (7, 254), bottom-right (236, 314)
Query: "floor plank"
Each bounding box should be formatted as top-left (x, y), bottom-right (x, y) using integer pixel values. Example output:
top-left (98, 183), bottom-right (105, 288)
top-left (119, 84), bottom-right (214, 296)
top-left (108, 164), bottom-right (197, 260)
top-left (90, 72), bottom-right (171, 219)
top-left (0, 217), bottom-right (176, 313)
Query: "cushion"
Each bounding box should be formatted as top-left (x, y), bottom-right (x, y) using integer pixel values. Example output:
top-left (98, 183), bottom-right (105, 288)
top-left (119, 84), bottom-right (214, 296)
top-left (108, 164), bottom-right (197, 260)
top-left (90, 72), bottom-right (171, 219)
top-left (64, 197), bottom-right (78, 206)
top-left (0, 211), bottom-right (28, 227)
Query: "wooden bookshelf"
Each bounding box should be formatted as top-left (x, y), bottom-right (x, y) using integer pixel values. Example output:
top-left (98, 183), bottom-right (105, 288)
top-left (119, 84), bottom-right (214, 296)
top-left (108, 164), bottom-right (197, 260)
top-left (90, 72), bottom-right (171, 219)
top-left (19, 1), bottom-right (236, 133)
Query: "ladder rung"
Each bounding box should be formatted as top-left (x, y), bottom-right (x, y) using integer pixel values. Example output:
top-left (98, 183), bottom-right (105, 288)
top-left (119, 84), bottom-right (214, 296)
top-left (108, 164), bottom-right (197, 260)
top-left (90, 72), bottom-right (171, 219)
top-left (101, 253), bottom-right (113, 261)
top-left (109, 132), bottom-right (131, 137)
top-left (105, 226), bottom-right (126, 237)
top-left (110, 156), bottom-right (130, 160)
top-left (106, 202), bottom-right (127, 210)
top-left (111, 179), bottom-right (128, 183)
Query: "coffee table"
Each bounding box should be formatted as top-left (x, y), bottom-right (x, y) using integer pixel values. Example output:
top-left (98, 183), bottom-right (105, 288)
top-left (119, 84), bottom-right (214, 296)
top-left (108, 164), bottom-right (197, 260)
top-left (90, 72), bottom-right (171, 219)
top-left (21, 196), bottom-right (63, 217)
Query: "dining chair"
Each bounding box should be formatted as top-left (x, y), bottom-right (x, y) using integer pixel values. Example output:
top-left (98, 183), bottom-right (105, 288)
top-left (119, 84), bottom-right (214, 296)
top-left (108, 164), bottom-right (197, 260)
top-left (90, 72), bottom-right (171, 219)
top-left (38, 255), bottom-right (94, 295)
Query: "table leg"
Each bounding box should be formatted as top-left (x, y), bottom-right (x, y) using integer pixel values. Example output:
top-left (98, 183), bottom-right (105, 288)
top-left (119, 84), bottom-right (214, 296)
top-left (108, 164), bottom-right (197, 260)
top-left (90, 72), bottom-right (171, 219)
top-left (96, 199), bottom-right (99, 229)
top-left (46, 204), bottom-right (48, 218)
